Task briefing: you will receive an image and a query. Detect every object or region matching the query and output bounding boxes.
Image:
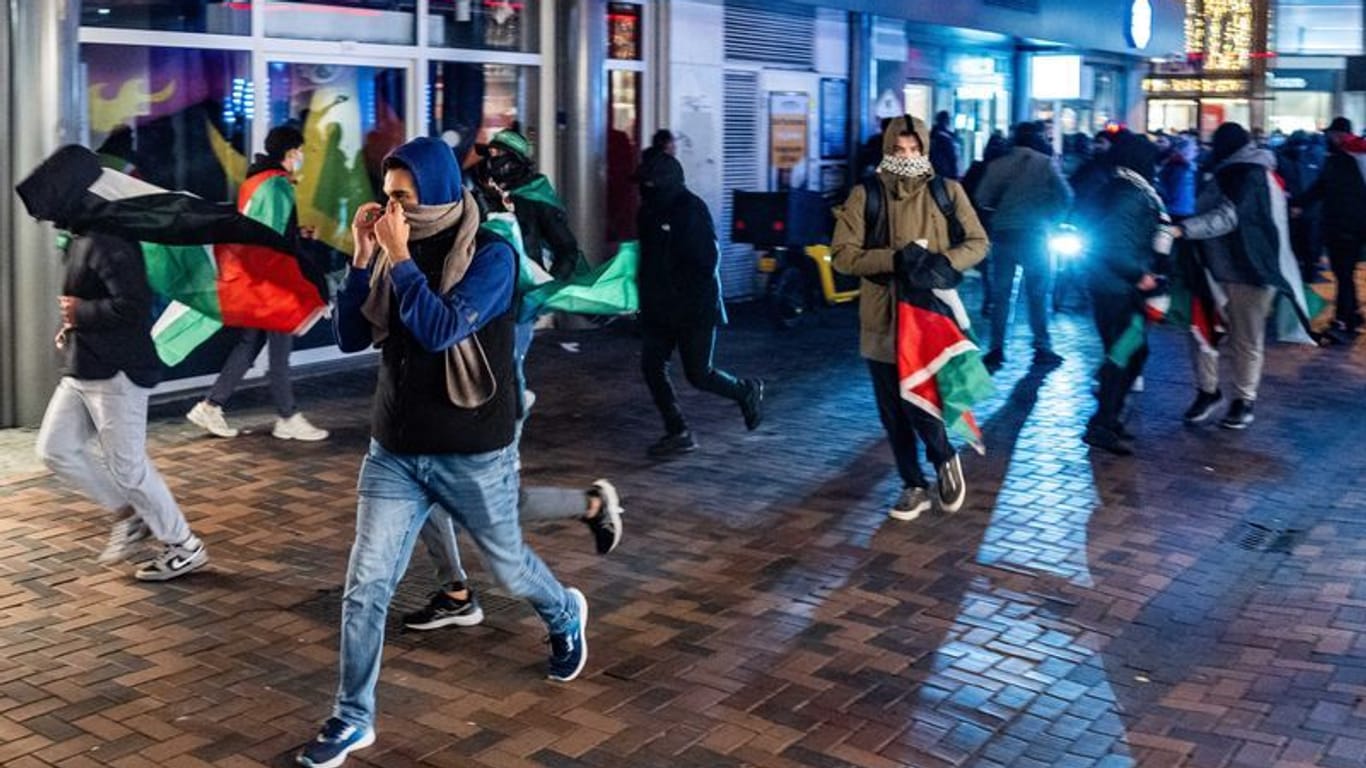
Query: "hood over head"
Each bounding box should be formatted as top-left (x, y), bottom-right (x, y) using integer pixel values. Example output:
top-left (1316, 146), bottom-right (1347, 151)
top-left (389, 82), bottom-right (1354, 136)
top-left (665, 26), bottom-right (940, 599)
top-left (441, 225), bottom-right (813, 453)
top-left (1108, 131), bottom-right (1158, 178)
top-left (382, 136), bottom-right (463, 206)
top-left (15, 145), bottom-right (104, 230)
top-left (882, 115), bottom-right (931, 158)
top-left (638, 151), bottom-right (686, 204)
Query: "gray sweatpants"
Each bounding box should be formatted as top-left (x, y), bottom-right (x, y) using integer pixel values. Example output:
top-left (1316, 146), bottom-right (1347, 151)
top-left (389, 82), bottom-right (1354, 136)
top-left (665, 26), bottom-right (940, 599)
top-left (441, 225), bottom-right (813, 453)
top-left (35, 373), bottom-right (192, 545)
top-left (1191, 282), bottom-right (1277, 402)
top-left (419, 485), bottom-right (587, 587)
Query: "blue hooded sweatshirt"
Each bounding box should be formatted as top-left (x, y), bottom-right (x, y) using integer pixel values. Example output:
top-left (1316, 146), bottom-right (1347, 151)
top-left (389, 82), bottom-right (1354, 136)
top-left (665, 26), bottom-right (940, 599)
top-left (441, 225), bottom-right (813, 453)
top-left (382, 136), bottom-right (464, 206)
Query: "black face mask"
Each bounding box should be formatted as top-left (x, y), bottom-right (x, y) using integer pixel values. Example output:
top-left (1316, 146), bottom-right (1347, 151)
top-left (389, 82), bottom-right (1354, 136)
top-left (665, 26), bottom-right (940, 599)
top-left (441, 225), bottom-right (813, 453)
top-left (486, 154), bottom-right (527, 185)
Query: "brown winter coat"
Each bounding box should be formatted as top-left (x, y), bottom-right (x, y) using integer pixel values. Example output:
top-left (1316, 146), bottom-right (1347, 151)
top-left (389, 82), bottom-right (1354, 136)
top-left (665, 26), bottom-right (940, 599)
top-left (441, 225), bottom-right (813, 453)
top-left (832, 115), bottom-right (989, 363)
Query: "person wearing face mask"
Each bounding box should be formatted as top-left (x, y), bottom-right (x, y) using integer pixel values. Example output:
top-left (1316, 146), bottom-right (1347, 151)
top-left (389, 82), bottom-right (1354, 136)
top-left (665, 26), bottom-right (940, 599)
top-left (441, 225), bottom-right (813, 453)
top-left (186, 125), bottom-right (328, 442)
top-left (478, 129), bottom-right (582, 281)
top-left (832, 115), bottom-right (989, 521)
top-left (635, 152), bottom-right (765, 458)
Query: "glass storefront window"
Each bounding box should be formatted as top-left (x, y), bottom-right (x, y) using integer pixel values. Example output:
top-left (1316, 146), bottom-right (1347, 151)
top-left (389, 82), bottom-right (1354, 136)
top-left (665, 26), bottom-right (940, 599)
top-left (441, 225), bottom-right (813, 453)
top-left (81, 44), bottom-right (252, 200)
top-left (607, 3), bottom-right (643, 61)
top-left (429, 0), bottom-right (539, 52)
top-left (267, 60), bottom-right (406, 287)
top-left (428, 61), bottom-right (539, 170)
top-left (265, 1), bottom-right (415, 45)
top-left (81, 1), bottom-right (250, 35)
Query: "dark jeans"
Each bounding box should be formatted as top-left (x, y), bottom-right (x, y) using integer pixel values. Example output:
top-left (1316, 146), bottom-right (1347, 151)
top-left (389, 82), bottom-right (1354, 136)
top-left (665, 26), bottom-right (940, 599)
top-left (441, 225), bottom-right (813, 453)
top-left (640, 324), bottom-right (747, 435)
top-left (1090, 295), bottom-right (1148, 431)
top-left (989, 230), bottom-right (1053, 353)
top-left (207, 329), bottom-right (295, 417)
top-left (867, 359), bottom-right (954, 489)
top-left (1327, 233), bottom-right (1364, 329)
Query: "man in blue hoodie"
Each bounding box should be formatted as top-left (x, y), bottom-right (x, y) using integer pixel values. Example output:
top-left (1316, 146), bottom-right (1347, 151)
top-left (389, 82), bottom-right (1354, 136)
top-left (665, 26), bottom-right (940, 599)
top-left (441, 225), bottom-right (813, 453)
top-left (297, 137), bottom-right (587, 768)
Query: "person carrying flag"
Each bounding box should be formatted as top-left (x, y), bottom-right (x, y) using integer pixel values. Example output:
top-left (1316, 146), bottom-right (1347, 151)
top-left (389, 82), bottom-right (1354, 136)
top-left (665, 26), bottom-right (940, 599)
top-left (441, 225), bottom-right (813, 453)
top-left (186, 125), bottom-right (329, 441)
top-left (832, 115), bottom-right (989, 521)
top-left (298, 137), bottom-right (587, 768)
top-left (22, 179), bottom-right (210, 581)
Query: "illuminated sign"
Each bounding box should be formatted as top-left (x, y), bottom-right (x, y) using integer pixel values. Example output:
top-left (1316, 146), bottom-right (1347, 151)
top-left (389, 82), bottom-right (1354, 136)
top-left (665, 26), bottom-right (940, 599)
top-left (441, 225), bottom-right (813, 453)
top-left (1128, 0), bottom-right (1153, 49)
top-left (1031, 55), bottom-right (1082, 100)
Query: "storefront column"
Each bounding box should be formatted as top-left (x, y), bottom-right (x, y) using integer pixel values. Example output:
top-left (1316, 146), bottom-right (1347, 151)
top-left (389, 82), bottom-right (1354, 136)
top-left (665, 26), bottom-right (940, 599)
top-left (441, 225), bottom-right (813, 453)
top-left (3, 0), bottom-right (80, 427)
top-left (561, 0), bottom-right (608, 266)
top-left (848, 12), bottom-right (871, 168)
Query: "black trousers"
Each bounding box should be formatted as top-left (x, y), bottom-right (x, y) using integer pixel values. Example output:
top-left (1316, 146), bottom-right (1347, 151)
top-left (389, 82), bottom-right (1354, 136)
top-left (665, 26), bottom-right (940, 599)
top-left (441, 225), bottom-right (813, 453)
top-left (867, 359), bottom-right (954, 489)
top-left (640, 323), bottom-right (746, 435)
top-left (1090, 295), bottom-right (1148, 430)
top-left (1327, 233), bottom-right (1364, 329)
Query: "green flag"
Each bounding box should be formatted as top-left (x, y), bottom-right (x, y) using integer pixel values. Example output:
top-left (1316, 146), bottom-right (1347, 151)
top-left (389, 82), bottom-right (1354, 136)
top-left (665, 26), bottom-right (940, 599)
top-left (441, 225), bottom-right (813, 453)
top-left (519, 241), bottom-right (639, 323)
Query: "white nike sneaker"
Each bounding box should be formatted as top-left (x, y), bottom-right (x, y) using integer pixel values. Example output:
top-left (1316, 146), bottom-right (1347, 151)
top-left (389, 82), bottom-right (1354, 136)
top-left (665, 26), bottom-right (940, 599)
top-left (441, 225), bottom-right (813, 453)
top-left (135, 535), bottom-right (208, 581)
top-left (97, 511), bottom-right (151, 564)
top-left (187, 401), bottom-right (238, 438)
top-left (273, 413), bottom-right (329, 442)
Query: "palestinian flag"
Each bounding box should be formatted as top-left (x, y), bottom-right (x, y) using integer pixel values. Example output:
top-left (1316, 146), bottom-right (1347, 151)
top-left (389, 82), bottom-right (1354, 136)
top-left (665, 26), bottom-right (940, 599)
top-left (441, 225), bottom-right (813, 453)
top-left (16, 145), bottom-right (327, 365)
top-left (518, 241), bottom-right (639, 323)
top-left (896, 286), bottom-right (993, 453)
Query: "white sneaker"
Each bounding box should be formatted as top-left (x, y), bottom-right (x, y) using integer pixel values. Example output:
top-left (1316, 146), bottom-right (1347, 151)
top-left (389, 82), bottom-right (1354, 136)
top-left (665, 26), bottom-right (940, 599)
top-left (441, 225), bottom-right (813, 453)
top-left (187, 401), bottom-right (238, 438)
top-left (273, 413), bottom-right (329, 441)
top-left (1130, 375), bottom-right (1145, 393)
top-left (135, 535), bottom-right (208, 581)
top-left (97, 511), bottom-right (151, 564)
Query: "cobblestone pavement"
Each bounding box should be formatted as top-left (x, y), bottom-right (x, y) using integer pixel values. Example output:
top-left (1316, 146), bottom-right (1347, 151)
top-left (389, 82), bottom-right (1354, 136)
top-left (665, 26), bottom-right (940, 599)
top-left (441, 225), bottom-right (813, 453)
top-left (1, 293), bottom-right (1365, 768)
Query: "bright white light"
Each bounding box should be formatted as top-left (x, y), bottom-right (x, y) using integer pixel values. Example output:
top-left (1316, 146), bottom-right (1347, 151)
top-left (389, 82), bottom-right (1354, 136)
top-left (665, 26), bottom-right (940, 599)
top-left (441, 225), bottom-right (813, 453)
top-left (1050, 230), bottom-right (1085, 259)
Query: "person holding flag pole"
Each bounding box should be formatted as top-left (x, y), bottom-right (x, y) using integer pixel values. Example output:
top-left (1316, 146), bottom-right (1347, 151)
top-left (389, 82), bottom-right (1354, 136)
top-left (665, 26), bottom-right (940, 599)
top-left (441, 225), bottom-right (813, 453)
top-left (832, 115), bottom-right (991, 522)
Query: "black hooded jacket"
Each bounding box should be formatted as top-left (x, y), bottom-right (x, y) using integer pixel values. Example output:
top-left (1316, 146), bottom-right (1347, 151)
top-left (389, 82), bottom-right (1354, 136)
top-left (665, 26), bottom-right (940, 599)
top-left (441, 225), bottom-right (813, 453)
top-left (635, 154), bottom-right (723, 329)
top-left (1297, 145), bottom-right (1366, 237)
top-left (59, 232), bottom-right (163, 387)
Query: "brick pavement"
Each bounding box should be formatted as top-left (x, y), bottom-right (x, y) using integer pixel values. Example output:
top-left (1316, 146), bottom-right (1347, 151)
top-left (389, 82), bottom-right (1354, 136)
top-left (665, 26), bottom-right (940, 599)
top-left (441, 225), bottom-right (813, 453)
top-left (1, 294), bottom-right (1365, 768)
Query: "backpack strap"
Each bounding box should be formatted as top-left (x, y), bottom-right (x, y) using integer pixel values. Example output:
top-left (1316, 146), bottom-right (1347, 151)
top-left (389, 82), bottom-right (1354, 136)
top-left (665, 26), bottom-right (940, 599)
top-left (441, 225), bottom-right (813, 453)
top-left (861, 177), bottom-right (890, 249)
top-left (929, 176), bottom-right (966, 248)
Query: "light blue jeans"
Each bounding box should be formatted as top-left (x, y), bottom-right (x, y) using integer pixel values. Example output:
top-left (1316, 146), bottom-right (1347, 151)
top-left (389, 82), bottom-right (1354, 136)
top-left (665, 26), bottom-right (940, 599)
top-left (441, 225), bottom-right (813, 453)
top-left (333, 439), bottom-right (577, 730)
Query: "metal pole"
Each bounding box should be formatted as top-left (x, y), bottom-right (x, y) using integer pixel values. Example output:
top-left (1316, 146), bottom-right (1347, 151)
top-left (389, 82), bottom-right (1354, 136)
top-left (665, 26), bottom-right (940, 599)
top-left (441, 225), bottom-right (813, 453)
top-left (5, 0), bottom-right (80, 427)
top-left (1249, 0), bottom-right (1271, 134)
top-left (847, 11), bottom-right (869, 181)
top-left (562, 0), bottom-right (607, 266)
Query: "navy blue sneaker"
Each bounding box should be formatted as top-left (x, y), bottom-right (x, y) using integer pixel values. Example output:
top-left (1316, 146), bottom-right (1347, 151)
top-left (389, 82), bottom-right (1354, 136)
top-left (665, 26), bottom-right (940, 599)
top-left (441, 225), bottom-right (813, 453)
top-left (547, 587), bottom-right (588, 682)
top-left (297, 717), bottom-right (375, 768)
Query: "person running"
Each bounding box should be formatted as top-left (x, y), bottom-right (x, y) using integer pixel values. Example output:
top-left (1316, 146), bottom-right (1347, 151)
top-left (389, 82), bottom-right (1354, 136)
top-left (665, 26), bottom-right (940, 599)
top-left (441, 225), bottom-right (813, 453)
top-left (32, 227), bottom-right (209, 581)
top-left (297, 137), bottom-right (587, 768)
top-left (635, 151), bottom-right (765, 458)
top-left (186, 125), bottom-right (328, 441)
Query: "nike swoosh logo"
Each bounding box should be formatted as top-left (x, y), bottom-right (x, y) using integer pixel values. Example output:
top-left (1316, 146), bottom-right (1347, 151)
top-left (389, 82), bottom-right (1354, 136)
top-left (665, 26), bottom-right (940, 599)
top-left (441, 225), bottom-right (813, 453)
top-left (168, 555), bottom-right (194, 570)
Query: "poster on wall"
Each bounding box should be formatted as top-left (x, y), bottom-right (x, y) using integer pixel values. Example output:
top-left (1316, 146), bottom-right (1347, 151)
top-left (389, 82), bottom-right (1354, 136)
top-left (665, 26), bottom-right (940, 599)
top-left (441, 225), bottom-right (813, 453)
top-left (769, 91), bottom-right (809, 190)
top-left (820, 78), bottom-right (848, 159)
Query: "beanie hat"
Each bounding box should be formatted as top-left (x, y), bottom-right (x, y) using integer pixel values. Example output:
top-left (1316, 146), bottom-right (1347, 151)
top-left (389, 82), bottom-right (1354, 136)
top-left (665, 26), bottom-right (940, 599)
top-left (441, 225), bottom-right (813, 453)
top-left (1210, 122), bottom-right (1250, 164)
top-left (1327, 116), bottom-right (1353, 134)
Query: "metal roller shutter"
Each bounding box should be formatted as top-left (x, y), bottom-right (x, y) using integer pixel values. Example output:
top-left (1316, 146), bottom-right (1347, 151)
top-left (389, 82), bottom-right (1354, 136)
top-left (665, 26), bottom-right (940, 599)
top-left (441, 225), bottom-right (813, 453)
top-left (723, 0), bottom-right (815, 69)
top-left (720, 69), bottom-right (760, 300)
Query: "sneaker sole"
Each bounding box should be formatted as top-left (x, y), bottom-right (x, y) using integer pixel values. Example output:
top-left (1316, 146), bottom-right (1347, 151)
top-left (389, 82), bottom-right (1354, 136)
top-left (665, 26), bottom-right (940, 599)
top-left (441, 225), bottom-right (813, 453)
top-left (403, 606), bottom-right (486, 630)
top-left (1220, 419), bottom-right (1252, 430)
top-left (134, 551), bottom-right (209, 582)
top-left (273, 430), bottom-right (330, 442)
top-left (592, 479), bottom-right (624, 555)
top-left (297, 729), bottom-right (375, 768)
top-left (187, 411), bottom-right (238, 439)
top-left (888, 500), bottom-right (930, 521)
top-left (548, 588), bottom-right (588, 683)
top-left (938, 459), bottom-right (967, 514)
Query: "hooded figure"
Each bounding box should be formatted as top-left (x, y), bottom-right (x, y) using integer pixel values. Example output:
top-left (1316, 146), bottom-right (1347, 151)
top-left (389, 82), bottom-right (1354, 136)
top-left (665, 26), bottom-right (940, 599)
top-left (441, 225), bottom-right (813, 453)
top-left (1296, 116), bottom-right (1366, 339)
top-left (479, 129), bottom-right (581, 281)
top-left (633, 151), bottom-right (764, 459)
top-left (831, 115), bottom-right (989, 520)
top-left (310, 134), bottom-right (588, 768)
top-left (1175, 122), bottom-right (1314, 430)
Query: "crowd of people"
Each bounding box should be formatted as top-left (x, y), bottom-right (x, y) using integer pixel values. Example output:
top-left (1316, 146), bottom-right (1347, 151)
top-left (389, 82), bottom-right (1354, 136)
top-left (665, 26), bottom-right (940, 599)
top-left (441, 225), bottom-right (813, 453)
top-left (20, 101), bottom-right (1365, 767)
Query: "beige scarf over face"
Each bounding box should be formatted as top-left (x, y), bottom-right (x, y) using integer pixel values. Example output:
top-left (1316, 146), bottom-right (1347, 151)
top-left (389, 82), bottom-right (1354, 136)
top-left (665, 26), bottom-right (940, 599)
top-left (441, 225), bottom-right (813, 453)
top-left (361, 189), bottom-right (497, 408)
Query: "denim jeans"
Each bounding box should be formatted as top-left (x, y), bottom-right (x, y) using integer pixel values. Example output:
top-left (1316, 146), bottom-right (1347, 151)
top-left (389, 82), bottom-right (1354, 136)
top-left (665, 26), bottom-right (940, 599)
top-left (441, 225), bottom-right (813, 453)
top-left (988, 229), bottom-right (1054, 353)
top-left (35, 373), bottom-right (192, 545)
top-left (333, 439), bottom-right (577, 730)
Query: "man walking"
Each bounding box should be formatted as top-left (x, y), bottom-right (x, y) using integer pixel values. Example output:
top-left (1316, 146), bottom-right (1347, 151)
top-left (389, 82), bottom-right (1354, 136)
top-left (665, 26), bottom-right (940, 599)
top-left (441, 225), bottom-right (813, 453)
top-left (635, 151), bottom-right (765, 458)
top-left (33, 228), bottom-right (209, 581)
top-left (297, 137), bottom-right (586, 768)
top-left (831, 115), bottom-right (989, 520)
top-left (974, 122), bottom-right (1073, 370)
top-left (186, 125), bottom-right (328, 441)
top-left (1296, 117), bottom-right (1366, 344)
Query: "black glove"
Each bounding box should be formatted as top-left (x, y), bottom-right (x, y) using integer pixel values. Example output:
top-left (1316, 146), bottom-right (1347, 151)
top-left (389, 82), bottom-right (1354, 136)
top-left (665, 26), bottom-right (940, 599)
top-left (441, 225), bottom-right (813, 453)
top-left (895, 243), bottom-right (962, 291)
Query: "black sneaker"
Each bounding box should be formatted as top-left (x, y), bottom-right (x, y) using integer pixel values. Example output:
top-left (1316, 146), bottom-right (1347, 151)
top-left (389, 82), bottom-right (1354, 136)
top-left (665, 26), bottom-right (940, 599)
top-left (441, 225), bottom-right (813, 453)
top-left (647, 431), bottom-right (698, 458)
top-left (403, 589), bottom-right (485, 630)
top-left (1032, 348), bottom-right (1065, 368)
top-left (982, 348), bottom-right (1005, 373)
top-left (740, 379), bottom-right (765, 431)
top-left (1183, 388), bottom-right (1222, 424)
top-left (936, 454), bottom-right (966, 513)
top-left (889, 486), bottom-right (931, 521)
top-left (1083, 423), bottom-right (1134, 456)
top-left (1220, 398), bottom-right (1254, 430)
top-left (582, 479), bottom-right (624, 555)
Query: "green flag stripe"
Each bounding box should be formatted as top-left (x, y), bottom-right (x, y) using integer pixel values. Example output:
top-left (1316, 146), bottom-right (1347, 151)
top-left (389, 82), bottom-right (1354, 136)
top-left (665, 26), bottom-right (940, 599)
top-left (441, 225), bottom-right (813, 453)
top-left (141, 243), bottom-right (223, 320)
top-left (151, 301), bottom-right (223, 366)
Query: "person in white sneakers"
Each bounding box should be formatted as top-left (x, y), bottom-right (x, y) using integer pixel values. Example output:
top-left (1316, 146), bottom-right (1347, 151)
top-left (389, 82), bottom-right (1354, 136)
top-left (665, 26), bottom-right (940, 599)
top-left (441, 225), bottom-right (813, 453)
top-left (29, 225), bottom-right (209, 581)
top-left (186, 126), bottom-right (327, 442)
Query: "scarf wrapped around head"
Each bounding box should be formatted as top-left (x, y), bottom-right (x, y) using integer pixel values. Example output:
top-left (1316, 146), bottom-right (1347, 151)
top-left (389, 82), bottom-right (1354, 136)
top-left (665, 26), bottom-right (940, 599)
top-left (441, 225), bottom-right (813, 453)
top-left (360, 189), bottom-right (496, 407)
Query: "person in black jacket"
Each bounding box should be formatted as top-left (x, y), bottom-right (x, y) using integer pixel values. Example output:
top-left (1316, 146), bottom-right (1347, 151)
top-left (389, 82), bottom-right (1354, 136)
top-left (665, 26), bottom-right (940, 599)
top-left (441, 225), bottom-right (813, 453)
top-left (1296, 117), bottom-right (1366, 342)
top-left (32, 230), bottom-right (209, 581)
top-left (635, 152), bottom-right (764, 458)
top-left (1075, 133), bottom-right (1167, 455)
top-left (929, 111), bottom-right (960, 181)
